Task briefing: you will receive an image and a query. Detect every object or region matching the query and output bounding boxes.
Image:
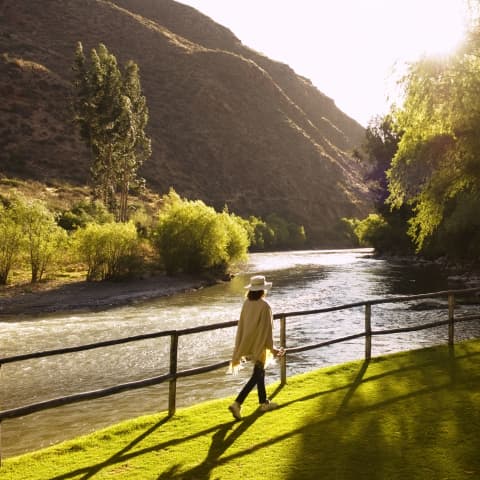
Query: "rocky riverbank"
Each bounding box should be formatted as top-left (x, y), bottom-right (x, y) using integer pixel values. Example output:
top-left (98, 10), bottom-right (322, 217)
top-left (0, 273), bottom-right (216, 317)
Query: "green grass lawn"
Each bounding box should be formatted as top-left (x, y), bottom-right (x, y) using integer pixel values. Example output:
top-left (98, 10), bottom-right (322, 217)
top-left (3, 339), bottom-right (480, 479)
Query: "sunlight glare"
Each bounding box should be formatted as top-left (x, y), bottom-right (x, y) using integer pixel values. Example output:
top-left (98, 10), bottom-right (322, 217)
top-left (398, 0), bottom-right (468, 59)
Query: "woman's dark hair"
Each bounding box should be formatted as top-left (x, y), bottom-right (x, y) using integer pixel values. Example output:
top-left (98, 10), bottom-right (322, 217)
top-left (247, 290), bottom-right (264, 300)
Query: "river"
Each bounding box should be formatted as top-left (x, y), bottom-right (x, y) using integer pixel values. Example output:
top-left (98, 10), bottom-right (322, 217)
top-left (2, 248), bottom-right (479, 457)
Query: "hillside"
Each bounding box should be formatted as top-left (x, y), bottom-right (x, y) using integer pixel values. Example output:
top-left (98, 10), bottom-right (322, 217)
top-left (0, 0), bottom-right (371, 245)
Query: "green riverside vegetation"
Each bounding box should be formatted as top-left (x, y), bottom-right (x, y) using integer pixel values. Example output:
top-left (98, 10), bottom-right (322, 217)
top-left (350, 26), bottom-right (480, 262)
top-left (0, 188), bottom-right (306, 285)
top-left (3, 339), bottom-right (480, 479)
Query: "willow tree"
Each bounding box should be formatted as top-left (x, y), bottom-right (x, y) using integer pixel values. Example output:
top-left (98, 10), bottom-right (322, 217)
top-left (73, 42), bottom-right (151, 221)
top-left (387, 29), bottom-right (480, 254)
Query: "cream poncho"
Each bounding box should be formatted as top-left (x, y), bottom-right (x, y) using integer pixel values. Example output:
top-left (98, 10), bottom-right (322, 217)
top-left (230, 298), bottom-right (274, 373)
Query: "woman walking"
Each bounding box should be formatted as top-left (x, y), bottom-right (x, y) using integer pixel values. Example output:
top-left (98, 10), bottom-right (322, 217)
top-left (228, 275), bottom-right (284, 420)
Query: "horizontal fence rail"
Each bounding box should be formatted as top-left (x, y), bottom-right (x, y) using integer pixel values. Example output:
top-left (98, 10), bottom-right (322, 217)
top-left (1, 287), bottom-right (480, 461)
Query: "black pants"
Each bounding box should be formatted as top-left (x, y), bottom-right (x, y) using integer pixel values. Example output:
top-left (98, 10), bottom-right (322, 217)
top-left (235, 361), bottom-right (267, 405)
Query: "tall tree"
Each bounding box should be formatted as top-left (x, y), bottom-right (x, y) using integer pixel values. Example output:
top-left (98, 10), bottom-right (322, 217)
top-left (73, 42), bottom-right (151, 220)
top-left (388, 27), bottom-right (480, 253)
top-left (117, 61), bottom-right (151, 221)
top-left (22, 199), bottom-right (68, 283)
top-left (362, 114), bottom-right (402, 207)
top-left (0, 200), bottom-right (24, 284)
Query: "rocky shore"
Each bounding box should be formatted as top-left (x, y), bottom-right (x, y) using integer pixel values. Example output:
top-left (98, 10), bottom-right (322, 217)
top-left (0, 274), bottom-right (215, 318)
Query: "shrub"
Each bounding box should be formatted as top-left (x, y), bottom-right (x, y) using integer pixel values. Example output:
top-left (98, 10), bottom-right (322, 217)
top-left (0, 195), bottom-right (69, 283)
top-left (0, 202), bottom-right (24, 284)
top-left (73, 222), bottom-right (141, 281)
top-left (354, 214), bottom-right (389, 248)
top-left (264, 213), bottom-right (306, 250)
top-left (20, 198), bottom-right (69, 282)
top-left (58, 200), bottom-right (114, 231)
top-left (220, 211), bottom-right (250, 264)
top-left (152, 190), bottom-right (249, 274)
top-left (426, 191), bottom-right (480, 260)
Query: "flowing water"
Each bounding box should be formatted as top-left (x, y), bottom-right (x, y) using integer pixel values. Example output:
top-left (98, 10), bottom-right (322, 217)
top-left (2, 248), bottom-right (479, 457)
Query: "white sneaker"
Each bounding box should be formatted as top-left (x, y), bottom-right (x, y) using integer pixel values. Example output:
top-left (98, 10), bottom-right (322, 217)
top-left (229, 401), bottom-right (242, 420)
top-left (260, 401), bottom-right (279, 412)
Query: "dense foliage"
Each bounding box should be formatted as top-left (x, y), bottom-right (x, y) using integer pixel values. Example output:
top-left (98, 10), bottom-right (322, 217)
top-left (73, 42), bottom-right (151, 222)
top-left (73, 222), bottom-right (142, 281)
top-left (349, 115), bottom-right (413, 255)
top-left (388, 29), bottom-right (480, 258)
top-left (57, 199), bottom-right (114, 231)
top-left (352, 25), bottom-right (480, 261)
top-left (362, 115), bottom-right (403, 207)
top-left (152, 190), bottom-right (249, 274)
top-left (0, 186), bottom-right (309, 285)
top-left (0, 200), bottom-right (24, 284)
top-left (0, 195), bottom-right (67, 284)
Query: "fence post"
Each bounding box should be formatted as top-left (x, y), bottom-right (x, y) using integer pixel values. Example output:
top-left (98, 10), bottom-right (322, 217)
top-left (448, 294), bottom-right (455, 346)
top-left (168, 332), bottom-right (179, 417)
top-left (365, 303), bottom-right (372, 361)
top-left (280, 316), bottom-right (287, 385)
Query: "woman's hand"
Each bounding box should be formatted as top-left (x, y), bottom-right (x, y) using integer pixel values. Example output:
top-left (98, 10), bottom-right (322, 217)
top-left (273, 347), bottom-right (285, 357)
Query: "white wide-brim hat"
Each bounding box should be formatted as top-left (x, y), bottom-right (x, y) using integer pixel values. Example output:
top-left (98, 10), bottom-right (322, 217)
top-left (244, 275), bottom-right (272, 291)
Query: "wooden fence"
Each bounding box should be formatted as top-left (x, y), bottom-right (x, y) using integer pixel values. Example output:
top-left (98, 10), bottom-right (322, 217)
top-left (1, 286), bottom-right (480, 462)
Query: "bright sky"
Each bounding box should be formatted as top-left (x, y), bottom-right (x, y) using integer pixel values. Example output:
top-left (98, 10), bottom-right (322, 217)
top-left (179, 0), bottom-right (470, 126)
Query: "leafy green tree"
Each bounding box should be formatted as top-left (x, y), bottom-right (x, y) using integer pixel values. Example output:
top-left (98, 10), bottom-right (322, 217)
top-left (428, 191), bottom-right (480, 259)
top-left (240, 216), bottom-right (275, 251)
top-left (220, 211), bottom-right (250, 262)
top-left (117, 61), bottom-right (151, 222)
top-left (352, 213), bottom-right (413, 255)
top-left (388, 31), bottom-right (480, 253)
top-left (73, 221), bottom-right (141, 281)
top-left (237, 213), bottom-right (306, 251)
top-left (363, 114), bottom-right (402, 207)
top-left (0, 200), bottom-right (24, 284)
top-left (350, 114), bottom-right (413, 255)
top-left (58, 199), bottom-right (114, 231)
top-left (152, 190), bottom-right (249, 274)
top-left (21, 199), bottom-right (68, 283)
top-left (265, 213), bottom-right (306, 249)
top-left (73, 42), bottom-right (151, 221)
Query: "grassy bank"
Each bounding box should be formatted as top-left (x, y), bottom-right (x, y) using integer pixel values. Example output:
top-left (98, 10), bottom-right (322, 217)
top-left (3, 339), bottom-right (480, 479)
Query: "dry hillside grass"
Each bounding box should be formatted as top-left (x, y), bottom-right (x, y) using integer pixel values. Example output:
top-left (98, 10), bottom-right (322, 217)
top-left (0, 0), bottom-right (371, 245)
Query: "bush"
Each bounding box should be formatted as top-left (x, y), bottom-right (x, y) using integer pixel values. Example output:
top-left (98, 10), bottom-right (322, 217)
top-left (152, 190), bottom-right (249, 274)
top-left (239, 214), bottom-right (306, 251)
top-left (220, 211), bottom-right (250, 264)
top-left (264, 213), bottom-right (306, 250)
top-left (0, 195), bottom-right (68, 283)
top-left (0, 202), bottom-right (24, 284)
top-left (426, 191), bottom-right (480, 260)
top-left (58, 200), bottom-right (114, 231)
top-left (21, 198), bottom-right (69, 282)
top-left (353, 212), bottom-right (413, 255)
top-left (73, 222), bottom-right (141, 281)
top-left (240, 216), bottom-right (274, 251)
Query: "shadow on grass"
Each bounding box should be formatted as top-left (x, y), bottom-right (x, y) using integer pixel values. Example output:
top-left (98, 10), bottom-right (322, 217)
top-left (50, 417), bottom-right (171, 480)
top-left (49, 347), bottom-right (480, 480)
top-left (49, 388), bottom-right (283, 480)
top-left (157, 384), bottom-right (286, 479)
top-left (284, 344), bottom-right (480, 479)
top-left (157, 411), bottom-right (262, 479)
top-left (50, 416), bottom-right (239, 480)
top-left (336, 359), bottom-right (369, 415)
top-left (158, 347), bottom-right (480, 479)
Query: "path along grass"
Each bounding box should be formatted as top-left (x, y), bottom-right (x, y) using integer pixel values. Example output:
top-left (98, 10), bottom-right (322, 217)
top-left (3, 339), bottom-right (480, 479)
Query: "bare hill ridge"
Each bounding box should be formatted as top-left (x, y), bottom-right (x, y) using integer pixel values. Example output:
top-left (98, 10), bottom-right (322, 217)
top-left (0, 0), bottom-right (371, 245)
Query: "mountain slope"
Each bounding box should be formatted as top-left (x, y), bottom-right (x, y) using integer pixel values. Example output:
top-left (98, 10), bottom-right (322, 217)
top-left (0, 0), bottom-right (371, 245)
